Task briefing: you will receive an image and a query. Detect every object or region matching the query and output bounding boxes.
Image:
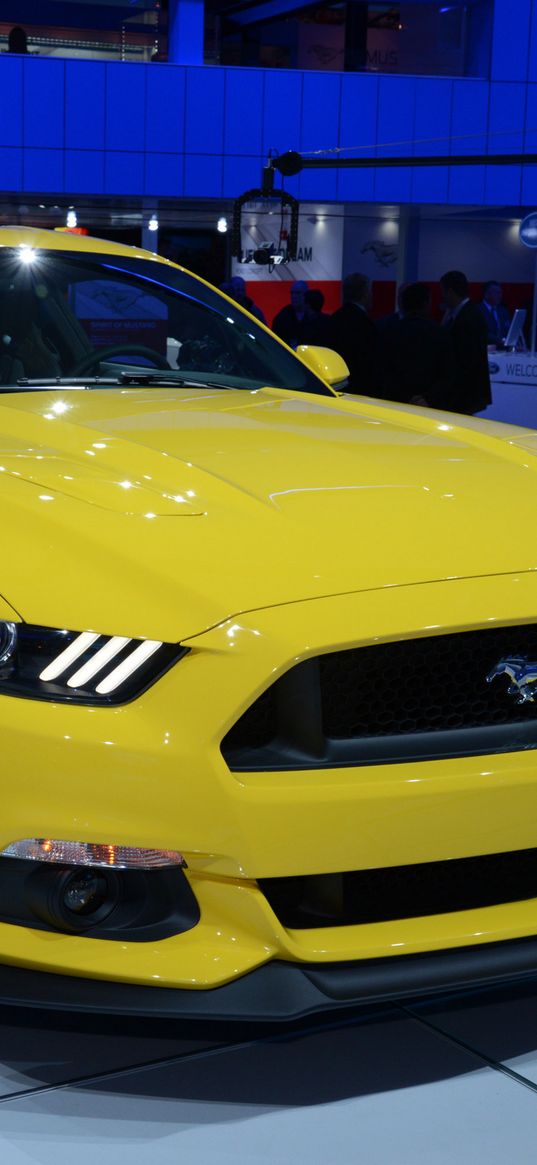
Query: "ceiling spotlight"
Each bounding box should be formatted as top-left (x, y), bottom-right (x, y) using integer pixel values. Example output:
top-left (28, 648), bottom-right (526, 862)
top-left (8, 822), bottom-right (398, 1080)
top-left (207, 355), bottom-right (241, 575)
top-left (148, 214), bottom-right (159, 232)
top-left (66, 209), bottom-right (77, 229)
top-left (217, 216), bottom-right (228, 233)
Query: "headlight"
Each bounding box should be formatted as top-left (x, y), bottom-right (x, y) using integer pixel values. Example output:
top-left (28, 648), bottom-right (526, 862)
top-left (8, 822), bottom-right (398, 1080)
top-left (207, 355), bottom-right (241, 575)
top-left (0, 622), bottom-right (186, 705)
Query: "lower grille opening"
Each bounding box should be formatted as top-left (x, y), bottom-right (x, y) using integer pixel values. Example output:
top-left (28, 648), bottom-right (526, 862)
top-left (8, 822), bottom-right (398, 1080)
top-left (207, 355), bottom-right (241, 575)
top-left (259, 847), bottom-right (537, 929)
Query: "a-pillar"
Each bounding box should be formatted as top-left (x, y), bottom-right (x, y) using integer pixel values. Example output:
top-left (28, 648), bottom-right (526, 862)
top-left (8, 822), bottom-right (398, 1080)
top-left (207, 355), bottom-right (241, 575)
top-left (168, 0), bottom-right (204, 64)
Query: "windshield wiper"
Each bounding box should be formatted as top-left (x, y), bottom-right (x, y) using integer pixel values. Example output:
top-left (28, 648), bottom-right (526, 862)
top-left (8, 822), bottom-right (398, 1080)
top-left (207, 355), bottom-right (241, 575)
top-left (11, 373), bottom-right (237, 391)
top-left (118, 371), bottom-right (235, 389)
top-left (14, 377), bottom-right (123, 390)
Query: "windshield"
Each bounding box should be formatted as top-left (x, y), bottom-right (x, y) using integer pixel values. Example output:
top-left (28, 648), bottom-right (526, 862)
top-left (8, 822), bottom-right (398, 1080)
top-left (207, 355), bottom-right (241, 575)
top-left (0, 248), bottom-right (332, 397)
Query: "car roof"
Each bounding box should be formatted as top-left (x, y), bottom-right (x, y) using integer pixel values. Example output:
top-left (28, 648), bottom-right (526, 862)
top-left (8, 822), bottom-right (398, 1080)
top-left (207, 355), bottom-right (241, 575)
top-left (0, 225), bottom-right (175, 266)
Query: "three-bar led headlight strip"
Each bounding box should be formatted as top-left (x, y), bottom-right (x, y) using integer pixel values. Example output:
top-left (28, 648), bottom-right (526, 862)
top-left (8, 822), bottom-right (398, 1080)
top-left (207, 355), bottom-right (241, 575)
top-left (0, 621), bottom-right (186, 704)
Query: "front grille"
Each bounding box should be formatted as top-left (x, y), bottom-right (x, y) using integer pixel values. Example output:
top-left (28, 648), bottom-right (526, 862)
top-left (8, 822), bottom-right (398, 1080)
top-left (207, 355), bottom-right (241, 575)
top-left (260, 848), bottom-right (537, 928)
top-left (221, 624), bottom-right (537, 769)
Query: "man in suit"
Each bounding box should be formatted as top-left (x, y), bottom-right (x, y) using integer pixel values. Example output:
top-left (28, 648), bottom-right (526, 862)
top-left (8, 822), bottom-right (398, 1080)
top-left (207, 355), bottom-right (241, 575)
top-left (477, 280), bottom-right (511, 346)
top-left (327, 272), bottom-right (378, 395)
top-left (272, 281), bottom-right (309, 347)
top-left (376, 283), bottom-right (409, 333)
top-left (439, 270), bottom-right (491, 415)
top-left (378, 282), bottom-right (456, 409)
top-left (302, 288), bottom-right (332, 345)
top-left (228, 276), bottom-right (267, 325)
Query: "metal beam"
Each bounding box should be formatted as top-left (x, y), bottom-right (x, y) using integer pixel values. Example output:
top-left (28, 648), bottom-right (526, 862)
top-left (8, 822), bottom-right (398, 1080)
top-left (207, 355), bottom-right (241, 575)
top-left (273, 151), bottom-right (537, 174)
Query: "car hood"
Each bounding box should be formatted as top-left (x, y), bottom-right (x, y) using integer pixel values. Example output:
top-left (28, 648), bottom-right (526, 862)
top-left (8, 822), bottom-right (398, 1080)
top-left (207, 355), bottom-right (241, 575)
top-left (1, 385), bottom-right (537, 640)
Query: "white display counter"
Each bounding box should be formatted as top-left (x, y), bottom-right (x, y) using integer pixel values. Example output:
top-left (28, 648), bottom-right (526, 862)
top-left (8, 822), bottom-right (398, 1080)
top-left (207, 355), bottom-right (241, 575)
top-left (479, 351), bottom-right (537, 428)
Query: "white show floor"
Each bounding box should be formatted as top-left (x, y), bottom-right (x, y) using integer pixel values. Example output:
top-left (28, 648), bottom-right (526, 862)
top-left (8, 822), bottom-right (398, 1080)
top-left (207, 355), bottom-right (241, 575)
top-left (2, 979), bottom-right (537, 1162)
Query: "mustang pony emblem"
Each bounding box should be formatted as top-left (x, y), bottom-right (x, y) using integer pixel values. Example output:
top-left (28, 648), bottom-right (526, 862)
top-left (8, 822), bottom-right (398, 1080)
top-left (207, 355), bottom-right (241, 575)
top-left (486, 657), bottom-right (537, 704)
top-left (360, 240), bottom-right (398, 268)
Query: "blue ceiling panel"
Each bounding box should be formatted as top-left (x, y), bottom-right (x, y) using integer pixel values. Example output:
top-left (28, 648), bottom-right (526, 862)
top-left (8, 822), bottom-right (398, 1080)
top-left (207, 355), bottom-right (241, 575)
top-left (0, 58), bottom-right (22, 148)
top-left (144, 151), bottom-right (183, 196)
top-left (145, 66), bottom-right (186, 154)
top-left (224, 69), bottom-right (264, 157)
top-left (185, 68), bottom-right (225, 155)
top-left (65, 149), bottom-right (105, 194)
top-left (24, 58), bottom-right (65, 150)
top-left (66, 61), bottom-right (106, 151)
top-left (491, 0), bottom-right (531, 82)
top-left (262, 70), bottom-right (302, 157)
top-left (184, 153), bottom-right (223, 197)
top-left (106, 62), bottom-right (146, 151)
top-left (104, 149), bottom-right (144, 193)
top-left (23, 147), bottom-right (64, 192)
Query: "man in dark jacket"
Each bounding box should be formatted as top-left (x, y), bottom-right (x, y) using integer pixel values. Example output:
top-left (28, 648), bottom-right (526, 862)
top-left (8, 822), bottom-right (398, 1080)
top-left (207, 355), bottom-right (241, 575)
top-left (439, 270), bottom-right (491, 415)
top-left (272, 281), bottom-right (309, 347)
top-left (378, 282), bottom-right (456, 409)
top-left (227, 277), bottom-right (266, 325)
top-left (327, 272), bottom-right (378, 395)
top-left (477, 280), bottom-right (511, 346)
top-left (302, 289), bottom-right (332, 345)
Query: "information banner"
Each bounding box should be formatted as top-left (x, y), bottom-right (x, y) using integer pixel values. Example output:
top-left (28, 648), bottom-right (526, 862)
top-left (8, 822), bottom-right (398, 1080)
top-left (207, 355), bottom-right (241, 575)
top-left (232, 205), bottom-right (343, 284)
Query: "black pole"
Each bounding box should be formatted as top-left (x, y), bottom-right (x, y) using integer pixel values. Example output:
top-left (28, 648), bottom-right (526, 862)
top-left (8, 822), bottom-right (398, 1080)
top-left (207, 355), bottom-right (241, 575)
top-left (302, 152), bottom-right (537, 169)
top-left (273, 150), bottom-right (537, 175)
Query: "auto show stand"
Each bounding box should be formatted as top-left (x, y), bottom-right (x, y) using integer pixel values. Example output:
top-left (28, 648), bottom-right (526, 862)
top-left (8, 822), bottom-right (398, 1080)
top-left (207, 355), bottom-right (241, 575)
top-left (482, 352), bottom-right (537, 428)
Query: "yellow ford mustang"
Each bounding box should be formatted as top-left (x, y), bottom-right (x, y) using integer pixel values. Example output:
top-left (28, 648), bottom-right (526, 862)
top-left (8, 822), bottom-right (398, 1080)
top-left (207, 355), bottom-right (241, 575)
top-left (1, 226), bottom-right (537, 1021)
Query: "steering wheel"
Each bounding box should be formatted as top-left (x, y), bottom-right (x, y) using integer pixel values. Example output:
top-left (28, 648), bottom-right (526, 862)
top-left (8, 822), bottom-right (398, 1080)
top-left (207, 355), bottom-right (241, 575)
top-left (71, 344), bottom-right (171, 376)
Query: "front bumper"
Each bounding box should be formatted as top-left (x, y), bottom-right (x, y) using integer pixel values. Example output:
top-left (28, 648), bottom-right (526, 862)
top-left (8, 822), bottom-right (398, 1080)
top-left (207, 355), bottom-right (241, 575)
top-left (3, 935), bottom-right (537, 1020)
top-left (3, 570), bottom-right (537, 993)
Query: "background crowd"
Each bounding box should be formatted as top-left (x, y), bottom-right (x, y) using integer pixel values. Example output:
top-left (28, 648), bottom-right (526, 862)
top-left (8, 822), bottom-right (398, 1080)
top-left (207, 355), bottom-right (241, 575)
top-left (228, 271), bottom-right (498, 417)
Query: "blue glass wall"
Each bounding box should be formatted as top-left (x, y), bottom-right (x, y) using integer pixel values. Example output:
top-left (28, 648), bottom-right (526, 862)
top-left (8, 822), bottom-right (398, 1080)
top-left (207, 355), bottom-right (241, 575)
top-left (2, 0), bottom-right (537, 206)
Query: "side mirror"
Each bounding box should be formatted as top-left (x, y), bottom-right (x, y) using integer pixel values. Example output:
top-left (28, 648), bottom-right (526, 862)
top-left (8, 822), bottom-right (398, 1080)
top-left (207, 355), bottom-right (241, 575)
top-left (296, 345), bottom-right (349, 390)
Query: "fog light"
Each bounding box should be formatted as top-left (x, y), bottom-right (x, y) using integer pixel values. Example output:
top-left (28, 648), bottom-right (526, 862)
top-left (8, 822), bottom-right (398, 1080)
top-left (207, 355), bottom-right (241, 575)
top-left (62, 870), bottom-right (109, 916)
top-left (1, 839), bottom-right (186, 869)
top-left (26, 864), bottom-right (121, 933)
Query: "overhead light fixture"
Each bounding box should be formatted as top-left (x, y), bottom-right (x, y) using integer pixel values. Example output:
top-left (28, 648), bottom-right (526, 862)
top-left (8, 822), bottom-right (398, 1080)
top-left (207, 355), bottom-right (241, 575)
top-left (148, 214), bottom-right (159, 232)
top-left (217, 216), bottom-right (228, 233)
top-left (66, 208), bottom-right (77, 229)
